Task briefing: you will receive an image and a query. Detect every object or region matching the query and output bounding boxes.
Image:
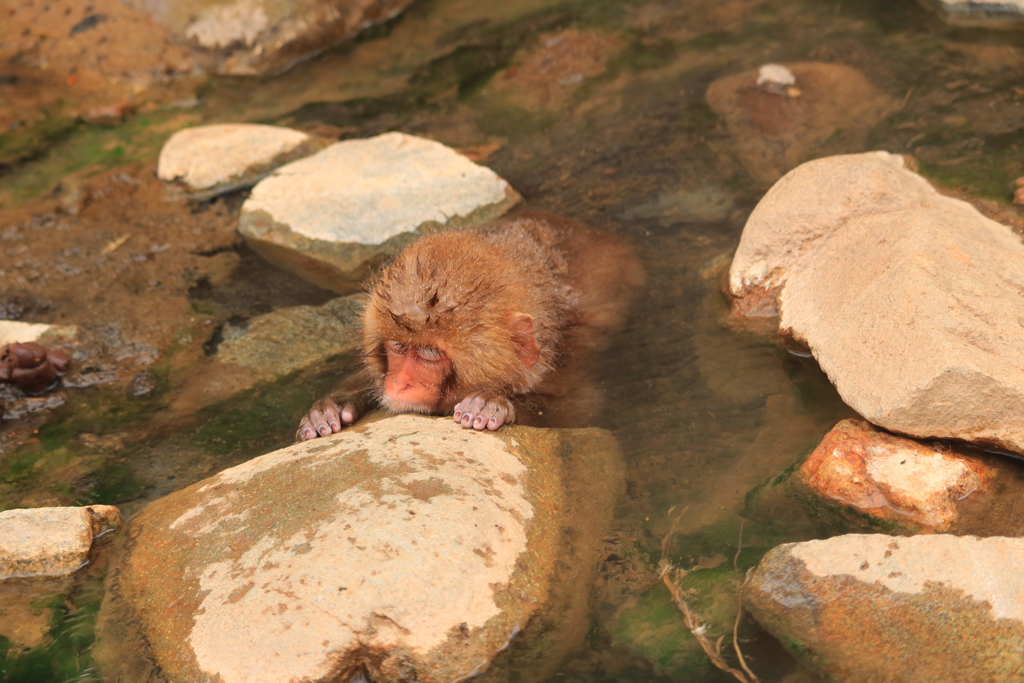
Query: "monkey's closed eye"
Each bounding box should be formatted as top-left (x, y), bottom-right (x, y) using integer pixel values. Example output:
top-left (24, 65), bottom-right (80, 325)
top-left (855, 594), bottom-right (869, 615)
top-left (386, 340), bottom-right (408, 354)
top-left (417, 346), bottom-right (444, 362)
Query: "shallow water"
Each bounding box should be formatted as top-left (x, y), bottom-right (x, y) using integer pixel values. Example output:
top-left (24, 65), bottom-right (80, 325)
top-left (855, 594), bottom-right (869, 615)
top-left (2, 0), bottom-right (1024, 680)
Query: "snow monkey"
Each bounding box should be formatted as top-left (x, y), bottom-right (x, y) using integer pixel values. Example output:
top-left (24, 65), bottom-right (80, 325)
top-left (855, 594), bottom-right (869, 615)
top-left (296, 211), bottom-right (644, 440)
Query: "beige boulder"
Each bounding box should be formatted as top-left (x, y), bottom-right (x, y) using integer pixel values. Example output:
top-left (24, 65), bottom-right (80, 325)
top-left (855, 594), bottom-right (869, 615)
top-left (0, 506), bottom-right (121, 580)
top-left (238, 132), bottom-right (521, 293)
top-left (96, 415), bottom-right (622, 683)
top-left (157, 124), bottom-right (329, 199)
top-left (747, 534), bottom-right (1024, 682)
top-left (729, 152), bottom-right (1024, 455)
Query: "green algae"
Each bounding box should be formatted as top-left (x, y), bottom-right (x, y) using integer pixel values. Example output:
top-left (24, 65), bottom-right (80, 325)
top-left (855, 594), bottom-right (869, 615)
top-left (0, 581), bottom-right (104, 683)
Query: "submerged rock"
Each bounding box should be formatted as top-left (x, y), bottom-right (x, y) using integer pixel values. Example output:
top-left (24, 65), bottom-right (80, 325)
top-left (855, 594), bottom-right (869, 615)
top-left (158, 124), bottom-right (329, 199)
top-left (97, 415), bottom-right (622, 683)
top-left (0, 506), bottom-right (120, 580)
top-left (215, 294), bottom-right (365, 376)
top-left (124, 0), bottom-right (416, 75)
top-left (706, 63), bottom-right (892, 187)
top-left (747, 534), bottom-right (1024, 682)
top-left (729, 151), bottom-right (1024, 456)
top-left (238, 132), bottom-right (521, 293)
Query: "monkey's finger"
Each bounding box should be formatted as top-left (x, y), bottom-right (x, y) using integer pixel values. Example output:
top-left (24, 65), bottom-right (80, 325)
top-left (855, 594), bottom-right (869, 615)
top-left (454, 396), bottom-right (487, 428)
top-left (339, 402), bottom-right (360, 425)
top-left (296, 417), bottom-right (318, 442)
top-left (306, 408), bottom-right (335, 437)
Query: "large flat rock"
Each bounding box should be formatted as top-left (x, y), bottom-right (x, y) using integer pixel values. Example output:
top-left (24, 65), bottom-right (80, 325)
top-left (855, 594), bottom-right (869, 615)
top-left (238, 132), bottom-right (522, 294)
top-left (747, 534), bottom-right (1024, 682)
top-left (729, 152), bottom-right (1024, 455)
top-left (96, 415), bottom-right (622, 683)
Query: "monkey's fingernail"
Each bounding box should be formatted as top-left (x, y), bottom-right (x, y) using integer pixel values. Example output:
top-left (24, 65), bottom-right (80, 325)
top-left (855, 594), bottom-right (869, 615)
top-left (318, 426), bottom-right (330, 435)
top-left (330, 422), bottom-right (339, 430)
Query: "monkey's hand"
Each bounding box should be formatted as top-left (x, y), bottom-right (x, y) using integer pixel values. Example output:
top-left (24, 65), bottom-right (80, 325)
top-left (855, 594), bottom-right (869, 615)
top-left (453, 393), bottom-right (516, 431)
top-left (296, 394), bottom-right (363, 442)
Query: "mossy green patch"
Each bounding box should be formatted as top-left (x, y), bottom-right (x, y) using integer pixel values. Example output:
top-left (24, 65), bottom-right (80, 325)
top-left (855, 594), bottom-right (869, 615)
top-left (0, 115), bottom-right (79, 167)
top-left (0, 109), bottom-right (200, 205)
top-left (611, 583), bottom-right (716, 680)
top-left (190, 354), bottom-right (356, 460)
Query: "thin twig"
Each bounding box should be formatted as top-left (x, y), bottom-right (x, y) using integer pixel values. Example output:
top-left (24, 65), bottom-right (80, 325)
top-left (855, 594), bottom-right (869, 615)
top-left (733, 519), bottom-right (745, 573)
top-left (897, 86), bottom-right (914, 112)
top-left (733, 572), bottom-right (759, 683)
top-left (659, 507), bottom-right (759, 683)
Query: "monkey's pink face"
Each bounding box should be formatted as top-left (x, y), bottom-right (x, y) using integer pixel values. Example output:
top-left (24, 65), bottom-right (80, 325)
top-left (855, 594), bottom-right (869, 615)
top-left (380, 341), bottom-right (453, 414)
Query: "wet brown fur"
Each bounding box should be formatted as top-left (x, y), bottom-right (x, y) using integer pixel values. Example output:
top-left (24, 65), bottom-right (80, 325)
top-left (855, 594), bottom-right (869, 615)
top-left (362, 211), bottom-right (644, 422)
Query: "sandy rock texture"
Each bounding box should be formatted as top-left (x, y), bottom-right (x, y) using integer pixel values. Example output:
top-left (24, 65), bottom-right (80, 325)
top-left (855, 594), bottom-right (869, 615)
top-left (706, 63), bottom-right (892, 187)
top-left (123, 0), bottom-right (417, 75)
top-left (96, 414), bottom-right (622, 683)
top-left (157, 124), bottom-right (329, 199)
top-left (747, 534), bottom-right (1024, 682)
top-left (238, 132), bottom-right (522, 293)
top-left (0, 505), bottom-right (121, 580)
top-left (729, 151), bottom-right (1024, 455)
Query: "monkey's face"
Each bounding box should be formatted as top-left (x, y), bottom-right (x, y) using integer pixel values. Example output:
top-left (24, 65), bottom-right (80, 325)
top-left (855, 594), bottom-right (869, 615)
top-left (379, 340), bottom-right (454, 414)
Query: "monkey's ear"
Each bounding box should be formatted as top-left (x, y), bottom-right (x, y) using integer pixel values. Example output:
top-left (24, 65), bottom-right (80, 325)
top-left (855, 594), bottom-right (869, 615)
top-left (509, 313), bottom-right (540, 367)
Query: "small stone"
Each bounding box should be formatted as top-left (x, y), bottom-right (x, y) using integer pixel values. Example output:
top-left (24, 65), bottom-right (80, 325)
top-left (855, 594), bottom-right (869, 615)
top-left (0, 506), bottom-right (121, 580)
top-left (0, 321), bottom-right (55, 346)
top-left (82, 103), bottom-right (135, 126)
top-left (756, 63), bottom-right (796, 87)
top-left (158, 124), bottom-right (328, 199)
top-left (238, 132), bottom-right (521, 293)
top-left (747, 534), bottom-right (1024, 682)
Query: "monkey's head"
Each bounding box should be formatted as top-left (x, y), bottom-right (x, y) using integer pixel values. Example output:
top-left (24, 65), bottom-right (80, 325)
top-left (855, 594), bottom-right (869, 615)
top-left (362, 232), bottom-right (549, 416)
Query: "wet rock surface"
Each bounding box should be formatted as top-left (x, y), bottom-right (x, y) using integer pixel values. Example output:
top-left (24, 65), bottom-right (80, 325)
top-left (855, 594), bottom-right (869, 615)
top-left (0, 505), bottom-right (120, 580)
top-left (157, 123), bottom-right (330, 199)
top-left (729, 151), bottom-right (1024, 456)
top-left (747, 534), bottom-right (1024, 683)
top-left (706, 63), bottom-right (893, 187)
top-left (97, 415), bottom-right (622, 683)
top-left (124, 0), bottom-right (417, 76)
top-left (920, 0), bottom-right (1024, 26)
top-left (214, 294), bottom-right (365, 376)
top-left (238, 132), bottom-right (522, 293)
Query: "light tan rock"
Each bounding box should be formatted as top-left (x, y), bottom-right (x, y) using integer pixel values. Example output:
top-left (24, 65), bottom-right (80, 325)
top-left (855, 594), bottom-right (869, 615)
top-left (96, 415), bottom-right (622, 683)
top-left (747, 534), bottom-right (1024, 682)
top-left (0, 506), bottom-right (121, 580)
top-left (238, 132), bottom-right (521, 293)
top-left (0, 321), bottom-right (77, 347)
top-left (124, 0), bottom-right (417, 75)
top-left (157, 124), bottom-right (328, 199)
top-left (729, 152), bottom-right (1024, 455)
